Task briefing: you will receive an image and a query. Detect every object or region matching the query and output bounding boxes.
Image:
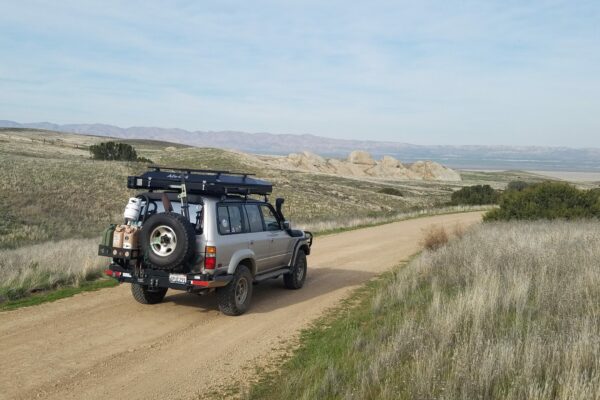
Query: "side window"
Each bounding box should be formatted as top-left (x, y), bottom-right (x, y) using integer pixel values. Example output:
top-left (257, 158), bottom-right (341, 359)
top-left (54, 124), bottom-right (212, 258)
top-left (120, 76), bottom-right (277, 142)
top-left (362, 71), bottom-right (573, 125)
top-left (245, 204), bottom-right (264, 232)
top-left (228, 205), bottom-right (245, 233)
top-left (261, 205), bottom-right (281, 231)
top-left (217, 206), bottom-right (231, 235)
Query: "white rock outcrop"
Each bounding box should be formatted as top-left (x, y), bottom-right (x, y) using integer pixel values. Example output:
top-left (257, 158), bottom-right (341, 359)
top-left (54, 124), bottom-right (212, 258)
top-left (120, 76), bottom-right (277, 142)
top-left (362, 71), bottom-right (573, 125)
top-left (272, 151), bottom-right (461, 181)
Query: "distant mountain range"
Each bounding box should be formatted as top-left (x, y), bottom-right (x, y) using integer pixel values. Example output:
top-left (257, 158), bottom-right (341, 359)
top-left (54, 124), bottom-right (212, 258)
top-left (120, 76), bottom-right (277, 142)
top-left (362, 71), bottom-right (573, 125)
top-left (1, 120), bottom-right (599, 171)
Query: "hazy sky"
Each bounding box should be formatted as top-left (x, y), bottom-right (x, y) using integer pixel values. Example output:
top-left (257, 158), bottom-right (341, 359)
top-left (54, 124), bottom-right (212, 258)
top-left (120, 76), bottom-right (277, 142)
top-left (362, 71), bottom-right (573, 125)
top-left (1, 1), bottom-right (599, 146)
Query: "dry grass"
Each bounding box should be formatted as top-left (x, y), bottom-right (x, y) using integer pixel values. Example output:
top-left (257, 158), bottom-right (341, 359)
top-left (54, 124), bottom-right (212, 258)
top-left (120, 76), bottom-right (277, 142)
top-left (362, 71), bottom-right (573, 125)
top-left (368, 221), bottom-right (600, 399)
top-left (251, 221), bottom-right (600, 400)
top-left (420, 224), bottom-right (449, 250)
top-left (0, 238), bottom-right (106, 301)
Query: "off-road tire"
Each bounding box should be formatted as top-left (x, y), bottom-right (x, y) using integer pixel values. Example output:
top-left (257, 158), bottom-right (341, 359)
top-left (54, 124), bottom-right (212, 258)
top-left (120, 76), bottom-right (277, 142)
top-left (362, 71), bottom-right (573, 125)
top-left (131, 283), bottom-right (168, 304)
top-left (284, 250), bottom-right (307, 289)
top-left (217, 265), bottom-right (253, 316)
top-left (140, 212), bottom-right (196, 271)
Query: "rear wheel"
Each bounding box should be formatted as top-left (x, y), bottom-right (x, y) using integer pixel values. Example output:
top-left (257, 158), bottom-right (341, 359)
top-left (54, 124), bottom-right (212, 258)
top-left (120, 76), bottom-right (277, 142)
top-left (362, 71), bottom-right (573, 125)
top-left (217, 265), bottom-right (253, 316)
top-left (284, 250), bottom-right (307, 289)
top-left (131, 283), bottom-right (168, 304)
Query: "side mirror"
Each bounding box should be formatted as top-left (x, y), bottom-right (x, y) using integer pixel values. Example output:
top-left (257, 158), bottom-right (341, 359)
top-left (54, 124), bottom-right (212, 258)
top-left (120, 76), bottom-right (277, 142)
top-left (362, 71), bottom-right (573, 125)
top-left (283, 220), bottom-right (291, 230)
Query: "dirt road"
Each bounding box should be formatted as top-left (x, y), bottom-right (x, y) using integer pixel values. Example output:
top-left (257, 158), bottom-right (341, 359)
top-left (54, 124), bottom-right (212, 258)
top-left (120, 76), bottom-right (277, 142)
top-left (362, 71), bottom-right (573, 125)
top-left (0, 212), bottom-right (482, 400)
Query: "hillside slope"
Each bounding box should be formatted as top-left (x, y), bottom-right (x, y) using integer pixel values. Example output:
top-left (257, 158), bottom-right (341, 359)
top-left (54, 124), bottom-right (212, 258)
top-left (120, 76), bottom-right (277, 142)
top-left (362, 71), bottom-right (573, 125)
top-left (0, 128), bottom-right (545, 249)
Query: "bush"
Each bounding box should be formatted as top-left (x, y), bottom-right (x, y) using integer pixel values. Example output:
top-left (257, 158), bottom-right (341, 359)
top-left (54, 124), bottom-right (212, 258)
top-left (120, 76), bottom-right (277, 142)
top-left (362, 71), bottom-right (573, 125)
top-left (506, 180), bottom-right (531, 192)
top-left (420, 225), bottom-right (449, 250)
top-left (377, 187), bottom-right (403, 197)
top-left (450, 185), bottom-right (499, 205)
top-left (485, 181), bottom-right (600, 221)
top-left (89, 141), bottom-right (152, 163)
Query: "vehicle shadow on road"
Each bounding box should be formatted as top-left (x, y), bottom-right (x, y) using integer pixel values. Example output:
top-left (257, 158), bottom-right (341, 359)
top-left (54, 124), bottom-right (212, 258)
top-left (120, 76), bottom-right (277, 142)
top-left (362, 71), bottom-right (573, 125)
top-left (162, 266), bottom-right (378, 314)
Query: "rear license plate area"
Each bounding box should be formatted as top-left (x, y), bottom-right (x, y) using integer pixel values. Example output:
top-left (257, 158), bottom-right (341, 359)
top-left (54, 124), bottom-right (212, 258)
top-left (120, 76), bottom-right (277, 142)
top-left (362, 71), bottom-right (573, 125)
top-left (169, 274), bottom-right (187, 284)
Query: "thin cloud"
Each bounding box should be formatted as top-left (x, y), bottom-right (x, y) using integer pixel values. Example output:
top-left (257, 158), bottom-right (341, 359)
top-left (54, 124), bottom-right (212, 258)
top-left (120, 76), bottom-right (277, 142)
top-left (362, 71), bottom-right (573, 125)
top-left (0, 0), bottom-right (598, 146)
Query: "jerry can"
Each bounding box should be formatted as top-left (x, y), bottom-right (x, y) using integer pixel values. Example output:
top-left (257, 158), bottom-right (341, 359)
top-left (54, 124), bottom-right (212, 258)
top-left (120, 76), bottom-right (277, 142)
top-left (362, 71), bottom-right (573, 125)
top-left (122, 226), bottom-right (140, 249)
top-left (112, 225), bottom-right (126, 248)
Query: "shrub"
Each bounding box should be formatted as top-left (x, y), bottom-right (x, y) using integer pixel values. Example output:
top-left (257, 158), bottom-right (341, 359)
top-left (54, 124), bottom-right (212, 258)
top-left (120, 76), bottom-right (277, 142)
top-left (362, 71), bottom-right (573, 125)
top-left (450, 184), bottom-right (499, 205)
top-left (420, 225), bottom-right (449, 250)
top-left (89, 141), bottom-right (152, 163)
top-left (506, 180), bottom-right (531, 192)
top-left (377, 187), bottom-right (403, 197)
top-left (485, 181), bottom-right (600, 221)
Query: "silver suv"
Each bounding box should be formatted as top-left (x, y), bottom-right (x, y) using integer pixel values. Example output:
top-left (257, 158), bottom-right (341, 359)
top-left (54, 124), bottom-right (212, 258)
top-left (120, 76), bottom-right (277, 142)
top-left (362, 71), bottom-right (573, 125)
top-left (99, 166), bottom-right (313, 315)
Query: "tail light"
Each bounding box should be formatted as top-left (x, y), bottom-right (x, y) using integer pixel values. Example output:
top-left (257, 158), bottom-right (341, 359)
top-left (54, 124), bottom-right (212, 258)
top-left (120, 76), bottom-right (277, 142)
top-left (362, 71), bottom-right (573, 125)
top-left (204, 246), bottom-right (217, 270)
top-left (104, 269), bottom-right (122, 277)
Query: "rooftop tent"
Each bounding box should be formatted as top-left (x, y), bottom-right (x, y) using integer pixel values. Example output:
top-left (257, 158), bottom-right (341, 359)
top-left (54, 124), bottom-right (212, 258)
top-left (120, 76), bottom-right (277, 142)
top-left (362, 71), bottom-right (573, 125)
top-left (127, 166), bottom-right (273, 196)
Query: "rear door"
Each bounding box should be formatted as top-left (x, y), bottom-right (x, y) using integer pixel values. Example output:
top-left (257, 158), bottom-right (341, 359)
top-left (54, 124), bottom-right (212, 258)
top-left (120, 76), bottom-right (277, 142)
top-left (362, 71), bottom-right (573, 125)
top-left (244, 204), bottom-right (272, 272)
top-left (260, 204), bottom-right (294, 268)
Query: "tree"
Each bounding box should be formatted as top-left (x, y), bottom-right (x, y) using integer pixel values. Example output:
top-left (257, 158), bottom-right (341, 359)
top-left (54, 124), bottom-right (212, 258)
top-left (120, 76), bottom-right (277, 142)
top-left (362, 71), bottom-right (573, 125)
top-left (89, 142), bottom-right (152, 163)
top-left (450, 185), bottom-right (499, 205)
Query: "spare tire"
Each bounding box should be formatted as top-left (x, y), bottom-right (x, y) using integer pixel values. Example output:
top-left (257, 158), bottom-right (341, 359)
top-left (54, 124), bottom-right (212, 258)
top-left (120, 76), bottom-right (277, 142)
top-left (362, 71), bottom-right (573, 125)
top-left (140, 212), bottom-right (196, 271)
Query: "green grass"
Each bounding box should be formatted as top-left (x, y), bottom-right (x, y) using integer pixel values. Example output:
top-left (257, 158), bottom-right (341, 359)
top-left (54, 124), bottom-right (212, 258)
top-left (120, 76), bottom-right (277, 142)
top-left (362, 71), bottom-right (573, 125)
top-left (248, 263), bottom-right (405, 400)
top-left (248, 221), bottom-right (600, 400)
top-left (0, 278), bottom-right (118, 311)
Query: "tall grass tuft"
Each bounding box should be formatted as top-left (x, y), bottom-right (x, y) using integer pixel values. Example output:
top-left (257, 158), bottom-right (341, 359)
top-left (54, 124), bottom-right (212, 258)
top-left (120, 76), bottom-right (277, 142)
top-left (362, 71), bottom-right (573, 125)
top-left (0, 238), bottom-right (106, 301)
top-left (251, 221), bottom-right (600, 400)
top-left (420, 225), bottom-right (449, 250)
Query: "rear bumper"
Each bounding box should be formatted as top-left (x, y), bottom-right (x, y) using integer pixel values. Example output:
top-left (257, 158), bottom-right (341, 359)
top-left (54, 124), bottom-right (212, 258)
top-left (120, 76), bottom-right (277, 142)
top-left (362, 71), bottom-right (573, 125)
top-left (105, 265), bottom-right (232, 290)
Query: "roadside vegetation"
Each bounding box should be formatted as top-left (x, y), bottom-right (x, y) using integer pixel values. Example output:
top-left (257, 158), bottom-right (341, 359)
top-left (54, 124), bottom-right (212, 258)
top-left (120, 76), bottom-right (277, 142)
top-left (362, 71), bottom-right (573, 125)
top-left (0, 238), bottom-right (111, 302)
top-left (450, 184), bottom-right (499, 205)
top-left (249, 221), bottom-right (600, 399)
top-left (486, 181), bottom-right (600, 221)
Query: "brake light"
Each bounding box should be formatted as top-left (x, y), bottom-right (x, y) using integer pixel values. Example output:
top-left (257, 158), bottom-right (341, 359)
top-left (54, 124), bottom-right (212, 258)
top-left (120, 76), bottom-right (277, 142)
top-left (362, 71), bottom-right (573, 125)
top-left (205, 246), bottom-right (217, 270)
top-left (104, 269), bottom-right (122, 278)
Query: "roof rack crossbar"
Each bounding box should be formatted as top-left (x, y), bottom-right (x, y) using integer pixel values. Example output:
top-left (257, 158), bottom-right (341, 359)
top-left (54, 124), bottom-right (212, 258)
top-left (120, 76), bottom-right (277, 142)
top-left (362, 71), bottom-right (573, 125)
top-left (148, 165), bottom-right (255, 177)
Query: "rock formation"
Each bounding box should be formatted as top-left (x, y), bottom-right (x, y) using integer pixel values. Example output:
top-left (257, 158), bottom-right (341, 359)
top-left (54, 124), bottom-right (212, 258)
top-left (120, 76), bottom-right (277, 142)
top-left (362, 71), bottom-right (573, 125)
top-left (270, 151), bottom-right (461, 181)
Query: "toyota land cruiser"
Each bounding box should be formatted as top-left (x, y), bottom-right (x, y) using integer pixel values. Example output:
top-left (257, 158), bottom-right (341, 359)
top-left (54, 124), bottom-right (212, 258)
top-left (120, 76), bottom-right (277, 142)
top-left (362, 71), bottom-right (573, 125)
top-left (99, 166), bottom-right (312, 316)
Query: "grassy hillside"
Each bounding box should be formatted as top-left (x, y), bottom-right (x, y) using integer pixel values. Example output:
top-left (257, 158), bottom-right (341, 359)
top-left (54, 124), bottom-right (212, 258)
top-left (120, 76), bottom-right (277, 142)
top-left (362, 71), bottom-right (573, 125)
top-left (0, 128), bottom-right (542, 249)
top-left (0, 128), bottom-right (544, 303)
top-left (250, 221), bottom-right (600, 399)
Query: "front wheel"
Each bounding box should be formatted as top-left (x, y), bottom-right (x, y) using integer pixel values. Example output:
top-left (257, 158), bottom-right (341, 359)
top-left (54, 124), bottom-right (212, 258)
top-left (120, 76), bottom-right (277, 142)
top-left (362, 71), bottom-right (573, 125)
top-left (131, 283), bottom-right (168, 304)
top-left (284, 250), bottom-right (307, 289)
top-left (217, 265), bottom-right (253, 316)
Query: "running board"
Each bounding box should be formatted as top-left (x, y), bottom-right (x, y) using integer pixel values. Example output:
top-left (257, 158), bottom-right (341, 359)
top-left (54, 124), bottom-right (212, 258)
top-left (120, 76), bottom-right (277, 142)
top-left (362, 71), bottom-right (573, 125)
top-left (254, 267), bottom-right (291, 282)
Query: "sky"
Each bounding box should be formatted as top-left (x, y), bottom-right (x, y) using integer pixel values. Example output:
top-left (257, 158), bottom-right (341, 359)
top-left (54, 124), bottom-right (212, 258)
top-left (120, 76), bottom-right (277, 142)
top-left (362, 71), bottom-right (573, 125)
top-left (0, 1), bottom-right (599, 146)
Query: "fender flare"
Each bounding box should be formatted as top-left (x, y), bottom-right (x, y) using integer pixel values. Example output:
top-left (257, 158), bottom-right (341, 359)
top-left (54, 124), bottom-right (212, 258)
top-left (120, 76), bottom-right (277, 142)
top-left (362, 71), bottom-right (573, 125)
top-left (289, 238), bottom-right (310, 267)
top-left (227, 249), bottom-right (257, 275)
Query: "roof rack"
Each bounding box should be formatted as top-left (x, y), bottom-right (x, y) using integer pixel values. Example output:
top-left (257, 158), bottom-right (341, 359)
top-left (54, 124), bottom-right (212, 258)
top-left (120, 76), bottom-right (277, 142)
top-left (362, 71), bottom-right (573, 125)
top-left (127, 165), bottom-right (272, 196)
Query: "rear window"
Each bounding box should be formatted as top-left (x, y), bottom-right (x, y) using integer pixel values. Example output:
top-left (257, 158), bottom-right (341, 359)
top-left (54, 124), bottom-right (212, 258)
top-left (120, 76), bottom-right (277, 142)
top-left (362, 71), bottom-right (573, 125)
top-left (217, 206), bottom-right (231, 234)
top-left (217, 204), bottom-right (248, 235)
top-left (143, 200), bottom-right (202, 224)
top-left (245, 204), bottom-right (264, 232)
